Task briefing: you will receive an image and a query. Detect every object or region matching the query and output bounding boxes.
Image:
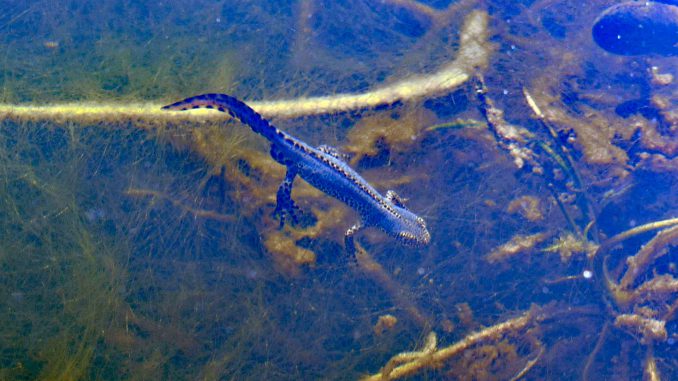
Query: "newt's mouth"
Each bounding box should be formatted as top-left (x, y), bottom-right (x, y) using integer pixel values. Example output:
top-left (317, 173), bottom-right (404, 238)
top-left (398, 229), bottom-right (431, 247)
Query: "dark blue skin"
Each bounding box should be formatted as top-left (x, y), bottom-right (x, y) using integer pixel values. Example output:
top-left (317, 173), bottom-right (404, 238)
top-left (163, 94), bottom-right (430, 255)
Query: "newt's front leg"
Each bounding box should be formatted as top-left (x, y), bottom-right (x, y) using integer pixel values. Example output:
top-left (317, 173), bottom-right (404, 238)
top-left (344, 221), bottom-right (363, 262)
top-left (272, 167), bottom-right (300, 228)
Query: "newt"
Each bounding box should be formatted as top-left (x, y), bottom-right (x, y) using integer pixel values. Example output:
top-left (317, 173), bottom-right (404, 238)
top-left (163, 94), bottom-right (430, 255)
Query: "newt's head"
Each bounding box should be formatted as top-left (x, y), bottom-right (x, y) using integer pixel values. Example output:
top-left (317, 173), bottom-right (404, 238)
top-left (393, 208), bottom-right (431, 247)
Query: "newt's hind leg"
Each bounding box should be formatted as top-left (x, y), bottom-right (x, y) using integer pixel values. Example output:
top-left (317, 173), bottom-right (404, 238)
top-left (272, 167), bottom-right (300, 228)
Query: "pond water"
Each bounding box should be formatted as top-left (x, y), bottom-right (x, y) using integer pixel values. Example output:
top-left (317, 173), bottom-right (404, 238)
top-left (0, 1), bottom-right (676, 380)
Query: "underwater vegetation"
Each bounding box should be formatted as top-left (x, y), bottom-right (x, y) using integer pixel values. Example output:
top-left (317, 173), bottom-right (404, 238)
top-left (0, 0), bottom-right (677, 380)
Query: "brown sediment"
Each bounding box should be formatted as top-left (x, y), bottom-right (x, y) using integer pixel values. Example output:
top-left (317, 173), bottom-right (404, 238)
top-left (481, 81), bottom-right (602, 258)
top-left (544, 232), bottom-right (598, 263)
top-left (374, 314), bottom-right (399, 336)
top-left (651, 66), bottom-right (674, 86)
top-left (636, 152), bottom-right (678, 173)
top-left (260, 204), bottom-right (353, 275)
top-left (345, 106), bottom-right (436, 165)
top-left (263, 230), bottom-right (316, 276)
top-left (633, 114), bottom-right (678, 158)
top-left (506, 195), bottom-right (544, 222)
top-left (528, 79), bottom-right (630, 183)
top-left (525, 87), bottom-right (629, 164)
top-left (486, 232), bottom-right (549, 264)
top-left (588, 220), bottom-right (678, 374)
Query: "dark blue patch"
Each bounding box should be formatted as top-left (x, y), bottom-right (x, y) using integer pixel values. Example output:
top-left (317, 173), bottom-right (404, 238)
top-left (615, 98), bottom-right (660, 120)
top-left (593, 2), bottom-right (678, 56)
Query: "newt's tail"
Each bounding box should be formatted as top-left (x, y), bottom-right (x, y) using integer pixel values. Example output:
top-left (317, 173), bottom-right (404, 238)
top-left (162, 93), bottom-right (280, 141)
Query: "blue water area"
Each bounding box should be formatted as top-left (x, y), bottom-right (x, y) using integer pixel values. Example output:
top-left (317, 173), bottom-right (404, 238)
top-left (0, 0), bottom-right (677, 380)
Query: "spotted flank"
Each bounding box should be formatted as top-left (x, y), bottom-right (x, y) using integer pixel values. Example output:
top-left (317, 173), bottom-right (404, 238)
top-left (163, 93), bottom-right (431, 256)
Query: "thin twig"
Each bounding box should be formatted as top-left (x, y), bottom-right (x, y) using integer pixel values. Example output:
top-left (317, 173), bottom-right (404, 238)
top-left (509, 345), bottom-right (544, 381)
top-left (582, 321), bottom-right (609, 381)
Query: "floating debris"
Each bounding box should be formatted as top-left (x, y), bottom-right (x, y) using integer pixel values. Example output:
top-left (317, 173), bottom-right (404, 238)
top-left (374, 314), bottom-right (398, 336)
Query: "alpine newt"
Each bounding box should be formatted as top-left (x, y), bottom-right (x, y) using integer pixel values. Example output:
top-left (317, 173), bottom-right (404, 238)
top-left (162, 94), bottom-right (430, 254)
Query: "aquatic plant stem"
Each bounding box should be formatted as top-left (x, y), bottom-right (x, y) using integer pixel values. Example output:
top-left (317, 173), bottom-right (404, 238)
top-left (524, 87), bottom-right (597, 240)
top-left (362, 308), bottom-right (539, 380)
top-left (582, 321), bottom-right (609, 381)
top-left (598, 217), bottom-right (678, 254)
top-left (592, 218), bottom-right (678, 307)
top-left (0, 11), bottom-right (491, 122)
top-left (509, 345), bottom-right (544, 381)
top-left (644, 345), bottom-right (661, 381)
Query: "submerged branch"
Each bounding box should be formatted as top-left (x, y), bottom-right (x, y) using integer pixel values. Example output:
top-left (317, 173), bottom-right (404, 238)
top-left (362, 306), bottom-right (542, 381)
top-left (598, 218), bottom-right (678, 256)
top-left (0, 11), bottom-right (492, 122)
